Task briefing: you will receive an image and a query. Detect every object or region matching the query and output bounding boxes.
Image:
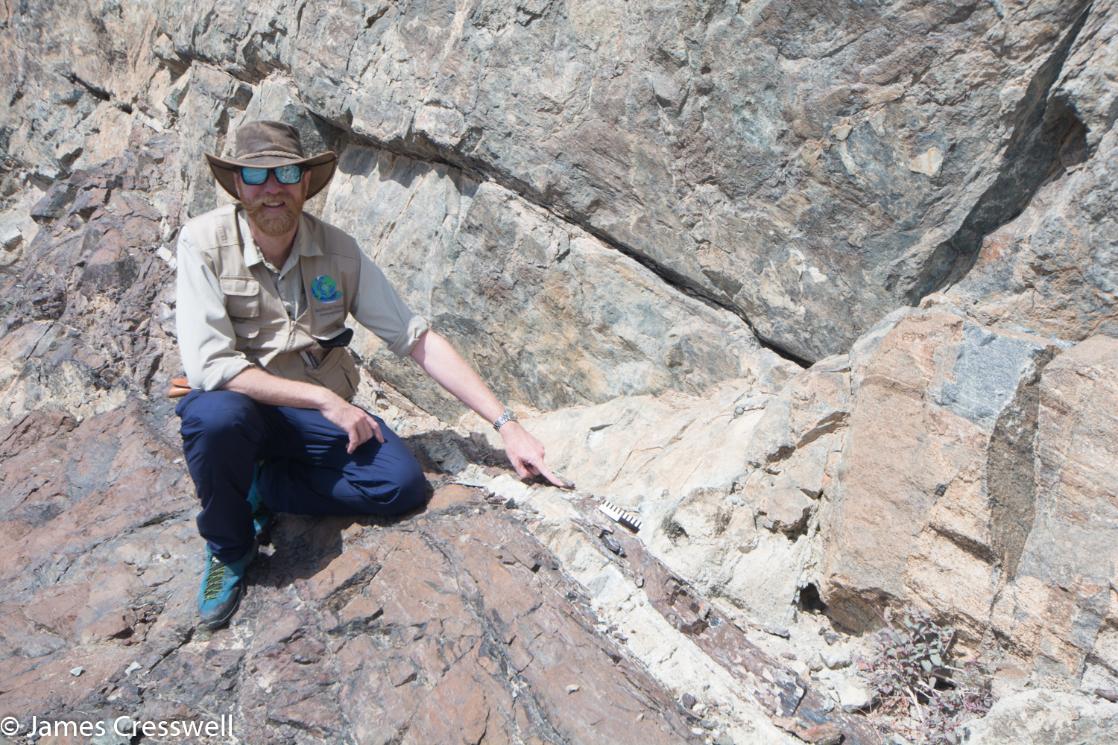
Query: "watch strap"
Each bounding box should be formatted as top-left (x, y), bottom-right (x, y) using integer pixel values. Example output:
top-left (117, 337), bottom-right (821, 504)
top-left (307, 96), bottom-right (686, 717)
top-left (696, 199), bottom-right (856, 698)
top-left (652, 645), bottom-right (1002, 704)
top-left (492, 407), bottom-right (518, 431)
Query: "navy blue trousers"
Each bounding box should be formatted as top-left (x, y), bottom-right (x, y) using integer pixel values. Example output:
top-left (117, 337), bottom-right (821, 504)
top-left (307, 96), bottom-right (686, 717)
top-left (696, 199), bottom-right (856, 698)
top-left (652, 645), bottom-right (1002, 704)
top-left (176, 390), bottom-right (428, 563)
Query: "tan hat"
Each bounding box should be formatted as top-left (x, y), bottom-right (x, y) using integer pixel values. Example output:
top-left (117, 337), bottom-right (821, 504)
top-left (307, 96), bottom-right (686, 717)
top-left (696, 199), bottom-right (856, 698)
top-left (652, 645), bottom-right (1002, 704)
top-left (205, 120), bottom-right (337, 200)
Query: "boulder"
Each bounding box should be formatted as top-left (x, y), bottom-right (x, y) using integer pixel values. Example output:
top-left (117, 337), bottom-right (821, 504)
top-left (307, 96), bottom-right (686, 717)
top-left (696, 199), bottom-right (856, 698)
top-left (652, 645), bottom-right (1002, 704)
top-left (989, 335), bottom-right (1118, 689)
top-left (819, 301), bottom-right (1061, 636)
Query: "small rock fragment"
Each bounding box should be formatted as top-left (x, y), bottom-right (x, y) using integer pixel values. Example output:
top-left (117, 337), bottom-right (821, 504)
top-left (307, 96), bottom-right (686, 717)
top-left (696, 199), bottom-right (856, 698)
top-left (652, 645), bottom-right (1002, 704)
top-left (762, 624), bottom-right (790, 639)
top-left (908, 146), bottom-right (944, 177)
top-left (599, 531), bottom-right (625, 556)
top-left (566, 684), bottom-right (580, 694)
top-left (835, 676), bottom-right (875, 712)
top-left (0, 223), bottom-right (22, 252)
top-left (681, 692), bottom-right (697, 709)
top-left (821, 649), bottom-right (851, 670)
top-left (70, 666), bottom-right (84, 676)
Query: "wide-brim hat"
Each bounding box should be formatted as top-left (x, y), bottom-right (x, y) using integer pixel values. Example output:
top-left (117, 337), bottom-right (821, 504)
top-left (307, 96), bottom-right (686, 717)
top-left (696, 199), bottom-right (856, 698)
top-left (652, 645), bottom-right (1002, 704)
top-left (205, 120), bottom-right (337, 200)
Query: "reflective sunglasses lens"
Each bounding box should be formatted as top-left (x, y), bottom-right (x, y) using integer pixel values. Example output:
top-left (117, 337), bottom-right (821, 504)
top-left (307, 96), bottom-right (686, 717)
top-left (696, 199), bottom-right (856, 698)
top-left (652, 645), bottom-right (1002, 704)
top-left (240, 167), bottom-right (268, 185)
top-left (275, 164), bottom-right (304, 185)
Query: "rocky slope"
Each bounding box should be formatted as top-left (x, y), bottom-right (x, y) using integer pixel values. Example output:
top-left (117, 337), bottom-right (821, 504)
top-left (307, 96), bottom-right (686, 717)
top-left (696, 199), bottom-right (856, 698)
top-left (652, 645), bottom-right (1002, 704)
top-left (2, 1), bottom-right (1117, 743)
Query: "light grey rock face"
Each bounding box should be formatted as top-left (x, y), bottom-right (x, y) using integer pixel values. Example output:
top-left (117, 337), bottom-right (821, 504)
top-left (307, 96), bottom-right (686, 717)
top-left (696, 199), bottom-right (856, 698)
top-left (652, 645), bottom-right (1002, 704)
top-left (458, 358), bottom-right (850, 634)
top-left (145, 0), bottom-right (1093, 360)
top-left (947, 0), bottom-right (1118, 344)
top-left (965, 690), bottom-right (1118, 745)
top-left (321, 145), bottom-right (776, 416)
top-left (465, 379), bottom-right (813, 630)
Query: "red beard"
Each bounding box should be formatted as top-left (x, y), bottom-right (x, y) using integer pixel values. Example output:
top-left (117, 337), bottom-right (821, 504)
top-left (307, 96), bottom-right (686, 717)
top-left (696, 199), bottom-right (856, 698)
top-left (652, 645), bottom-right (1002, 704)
top-left (243, 193), bottom-right (301, 236)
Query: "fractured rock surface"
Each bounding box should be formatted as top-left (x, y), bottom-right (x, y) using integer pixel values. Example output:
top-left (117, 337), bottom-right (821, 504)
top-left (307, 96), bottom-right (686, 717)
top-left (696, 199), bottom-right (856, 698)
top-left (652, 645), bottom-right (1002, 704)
top-left (5, 1), bottom-right (1111, 366)
top-left (3, 0), bottom-right (1118, 742)
top-left (0, 406), bottom-right (697, 743)
top-left (146, 0), bottom-right (1094, 360)
top-left (948, 0), bottom-right (1118, 343)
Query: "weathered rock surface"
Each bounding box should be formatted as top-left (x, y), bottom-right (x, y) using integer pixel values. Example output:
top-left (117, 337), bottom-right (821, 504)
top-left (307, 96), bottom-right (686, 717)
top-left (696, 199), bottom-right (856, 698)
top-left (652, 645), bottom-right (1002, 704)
top-left (323, 146), bottom-right (780, 417)
top-left (812, 305), bottom-right (1118, 698)
top-left (461, 357), bottom-right (848, 634)
top-left (0, 133), bottom-right (180, 430)
top-left (4, 0), bottom-right (1118, 742)
top-left (989, 334), bottom-right (1118, 691)
top-left (5, 1), bottom-right (1111, 364)
top-left (440, 352), bottom-right (873, 734)
top-left (453, 469), bottom-right (878, 744)
top-left (947, 0), bottom-right (1118, 342)
top-left (145, 0), bottom-right (1094, 361)
top-left (965, 689), bottom-right (1118, 745)
top-left (0, 392), bottom-right (887, 743)
top-left (0, 408), bottom-right (711, 743)
top-left (819, 301), bottom-right (1063, 635)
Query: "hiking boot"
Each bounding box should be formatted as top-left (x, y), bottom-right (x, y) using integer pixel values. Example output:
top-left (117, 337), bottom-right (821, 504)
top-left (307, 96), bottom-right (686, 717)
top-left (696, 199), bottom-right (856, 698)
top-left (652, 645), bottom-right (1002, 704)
top-left (247, 462), bottom-right (274, 545)
top-left (197, 545), bottom-right (255, 630)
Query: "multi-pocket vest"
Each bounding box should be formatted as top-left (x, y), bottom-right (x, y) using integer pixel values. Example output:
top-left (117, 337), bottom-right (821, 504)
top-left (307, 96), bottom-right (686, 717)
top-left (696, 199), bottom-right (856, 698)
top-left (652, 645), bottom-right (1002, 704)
top-left (190, 205), bottom-right (362, 401)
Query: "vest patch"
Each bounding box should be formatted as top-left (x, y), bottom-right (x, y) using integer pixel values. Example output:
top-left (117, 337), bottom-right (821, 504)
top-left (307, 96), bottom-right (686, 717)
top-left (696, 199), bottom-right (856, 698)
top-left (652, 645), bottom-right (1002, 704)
top-left (312, 274), bottom-right (341, 302)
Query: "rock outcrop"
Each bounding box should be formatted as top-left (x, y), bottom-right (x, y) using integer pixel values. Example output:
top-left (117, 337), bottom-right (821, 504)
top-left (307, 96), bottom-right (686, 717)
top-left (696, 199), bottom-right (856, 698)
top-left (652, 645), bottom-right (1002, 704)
top-left (147, 0), bottom-right (1095, 362)
top-left (820, 301), bottom-right (1062, 636)
top-left (948, 0), bottom-right (1118, 343)
top-left (0, 406), bottom-right (713, 744)
top-left (966, 689), bottom-right (1118, 745)
top-left (2, 0), bottom-right (1117, 742)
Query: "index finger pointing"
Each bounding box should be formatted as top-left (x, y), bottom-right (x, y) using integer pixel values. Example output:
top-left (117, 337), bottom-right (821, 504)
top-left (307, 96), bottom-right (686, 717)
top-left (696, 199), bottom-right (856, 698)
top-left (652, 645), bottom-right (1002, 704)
top-left (537, 463), bottom-right (574, 490)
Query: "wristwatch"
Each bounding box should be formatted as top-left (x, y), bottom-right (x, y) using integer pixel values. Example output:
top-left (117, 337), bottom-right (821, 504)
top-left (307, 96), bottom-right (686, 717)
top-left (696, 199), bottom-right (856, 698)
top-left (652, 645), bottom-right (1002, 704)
top-left (492, 407), bottom-right (518, 431)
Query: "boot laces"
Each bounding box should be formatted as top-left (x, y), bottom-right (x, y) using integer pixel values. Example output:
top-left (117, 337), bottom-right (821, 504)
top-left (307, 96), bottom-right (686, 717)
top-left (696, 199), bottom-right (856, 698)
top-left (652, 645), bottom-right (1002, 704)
top-left (203, 556), bottom-right (228, 601)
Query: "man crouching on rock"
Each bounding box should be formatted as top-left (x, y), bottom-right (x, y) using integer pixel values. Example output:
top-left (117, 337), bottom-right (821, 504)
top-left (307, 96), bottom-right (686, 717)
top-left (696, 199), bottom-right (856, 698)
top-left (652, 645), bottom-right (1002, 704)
top-left (174, 120), bottom-right (564, 630)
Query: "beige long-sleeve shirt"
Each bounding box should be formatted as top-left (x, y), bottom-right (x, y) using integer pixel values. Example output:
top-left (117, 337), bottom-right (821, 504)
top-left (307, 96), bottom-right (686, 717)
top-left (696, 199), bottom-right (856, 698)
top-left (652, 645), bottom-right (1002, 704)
top-left (176, 210), bottom-right (428, 391)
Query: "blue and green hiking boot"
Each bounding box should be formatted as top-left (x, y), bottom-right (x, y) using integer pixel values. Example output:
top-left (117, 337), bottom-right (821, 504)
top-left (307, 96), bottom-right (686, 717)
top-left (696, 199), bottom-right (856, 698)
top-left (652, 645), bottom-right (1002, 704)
top-left (247, 462), bottom-right (274, 545)
top-left (198, 546), bottom-right (255, 630)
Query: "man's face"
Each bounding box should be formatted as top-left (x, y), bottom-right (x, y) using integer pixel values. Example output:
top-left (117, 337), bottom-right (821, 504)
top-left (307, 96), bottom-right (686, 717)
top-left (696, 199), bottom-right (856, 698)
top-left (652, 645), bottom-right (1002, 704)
top-left (235, 168), bottom-right (310, 237)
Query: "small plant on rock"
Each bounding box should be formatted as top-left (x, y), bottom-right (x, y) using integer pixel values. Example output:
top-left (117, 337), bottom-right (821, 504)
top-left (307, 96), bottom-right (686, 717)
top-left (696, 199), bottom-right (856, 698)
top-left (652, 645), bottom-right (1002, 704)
top-left (857, 609), bottom-right (993, 744)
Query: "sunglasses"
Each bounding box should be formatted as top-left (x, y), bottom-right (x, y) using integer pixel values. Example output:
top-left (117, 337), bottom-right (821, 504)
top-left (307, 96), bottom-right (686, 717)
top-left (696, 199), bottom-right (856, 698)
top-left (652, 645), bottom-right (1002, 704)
top-left (238, 164), bottom-right (305, 185)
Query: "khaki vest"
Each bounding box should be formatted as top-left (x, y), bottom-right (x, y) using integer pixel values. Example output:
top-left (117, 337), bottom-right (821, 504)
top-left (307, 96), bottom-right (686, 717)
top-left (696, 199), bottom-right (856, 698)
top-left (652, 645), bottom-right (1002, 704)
top-left (190, 205), bottom-right (362, 401)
